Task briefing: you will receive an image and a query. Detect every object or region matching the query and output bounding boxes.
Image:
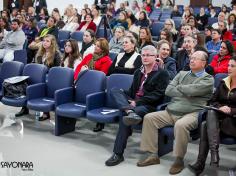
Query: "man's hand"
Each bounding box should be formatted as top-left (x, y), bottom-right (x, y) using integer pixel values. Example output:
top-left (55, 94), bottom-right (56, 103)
top-left (219, 106), bottom-right (231, 114)
top-left (128, 100), bottom-right (136, 107)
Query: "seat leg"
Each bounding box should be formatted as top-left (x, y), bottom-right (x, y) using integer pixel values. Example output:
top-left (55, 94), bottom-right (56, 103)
top-left (55, 115), bottom-right (76, 136)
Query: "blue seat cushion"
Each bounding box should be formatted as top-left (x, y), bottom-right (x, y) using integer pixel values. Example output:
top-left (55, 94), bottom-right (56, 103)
top-left (1, 96), bottom-right (27, 107)
top-left (27, 97), bottom-right (55, 112)
top-left (56, 102), bottom-right (86, 118)
top-left (220, 133), bottom-right (236, 145)
top-left (87, 107), bottom-right (121, 123)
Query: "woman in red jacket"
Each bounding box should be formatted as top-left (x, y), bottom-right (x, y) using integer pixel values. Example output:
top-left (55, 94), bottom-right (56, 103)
top-left (76, 13), bottom-right (97, 33)
top-left (74, 38), bottom-right (112, 80)
top-left (210, 40), bottom-right (234, 75)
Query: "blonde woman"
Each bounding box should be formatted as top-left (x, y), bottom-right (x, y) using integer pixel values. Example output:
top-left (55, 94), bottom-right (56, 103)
top-left (35, 34), bottom-right (61, 69)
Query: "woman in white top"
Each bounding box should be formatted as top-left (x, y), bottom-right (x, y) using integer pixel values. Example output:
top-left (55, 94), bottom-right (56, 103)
top-left (80, 29), bottom-right (96, 58)
top-left (61, 39), bottom-right (82, 70)
top-left (62, 6), bottom-right (79, 32)
top-left (92, 6), bottom-right (102, 27)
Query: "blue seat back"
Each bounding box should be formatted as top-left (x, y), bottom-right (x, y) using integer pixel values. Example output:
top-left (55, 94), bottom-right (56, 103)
top-left (109, 52), bottom-right (118, 61)
top-left (14, 49), bottom-right (28, 65)
top-left (70, 31), bottom-right (84, 42)
top-left (214, 73), bottom-right (228, 88)
top-left (106, 74), bottom-right (133, 108)
top-left (23, 64), bottom-right (48, 85)
top-left (151, 22), bottom-right (164, 37)
top-left (47, 67), bottom-right (74, 98)
top-left (58, 30), bottom-right (71, 41)
top-left (0, 61), bottom-right (24, 86)
top-left (208, 17), bottom-right (218, 25)
top-left (96, 28), bottom-right (111, 39)
top-left (75, 70), bottom-right (106, 103)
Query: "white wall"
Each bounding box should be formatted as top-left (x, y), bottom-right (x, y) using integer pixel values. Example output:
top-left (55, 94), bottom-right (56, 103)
top-left (174, 0), bottom-right (231, 7)
top-left (0, 1), bottom-right (3, 11)
top-left (47, 0), bottom-right (94, 14)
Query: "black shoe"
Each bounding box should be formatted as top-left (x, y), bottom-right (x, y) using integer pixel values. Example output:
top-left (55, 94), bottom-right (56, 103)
top-left (105, 153), bottom-right (124, 166)
top-left (123, 111), bottom-right (142, 126)
top-left (15, 107), bottom-right (29, 117)
top-left (188, 163), bottom-right (204, 176)
top-left (38, 112), bottom-right (50, 121)
top-left (93, 123), bottom-right (104, 132)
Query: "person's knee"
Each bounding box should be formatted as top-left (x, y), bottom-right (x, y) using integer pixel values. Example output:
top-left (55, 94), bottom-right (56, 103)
top-left (174, 120), bottom-right (187, 131)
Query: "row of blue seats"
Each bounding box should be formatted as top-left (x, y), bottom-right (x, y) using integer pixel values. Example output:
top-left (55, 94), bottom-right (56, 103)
top-left (0, 61), bottom-right (235, 157)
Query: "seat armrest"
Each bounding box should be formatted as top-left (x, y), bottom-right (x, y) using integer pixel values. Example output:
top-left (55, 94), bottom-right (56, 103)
top-left (26, 83), bottom-right (46, 100)
top-left (86, 92), bottom-right (106, 111)
top-left (55, 87), bottom-right (74, 106)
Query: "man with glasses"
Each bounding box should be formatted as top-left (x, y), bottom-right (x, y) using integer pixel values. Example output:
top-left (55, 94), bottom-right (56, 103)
top-left (137, 50), bottom-right (214, 175)
top-left (105, 45), bottom-right (170, 166)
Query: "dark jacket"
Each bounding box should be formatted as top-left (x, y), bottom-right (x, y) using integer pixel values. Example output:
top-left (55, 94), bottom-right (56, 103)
top-left (126, 67), bottom-right (170, 108)
top-left (36, 50), bottom-right (61, 69)
top-left (33, 0), bottom-right (47, 14)
top-left (163, 57), bottom-right (177, 80)
top-left (210, 76), bottom-right (236, 137)
top-left (107, 51), bottom-right (142, 75)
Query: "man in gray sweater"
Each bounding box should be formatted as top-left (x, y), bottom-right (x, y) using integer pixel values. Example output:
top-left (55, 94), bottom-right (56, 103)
top-left (0, 19), bottom-right (26, 62)
top-left (137, 51), bottom-right (214, 175)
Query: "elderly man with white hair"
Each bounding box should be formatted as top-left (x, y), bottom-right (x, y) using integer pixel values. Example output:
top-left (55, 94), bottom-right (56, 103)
top-left (137, 51), bottom-right (214, 175)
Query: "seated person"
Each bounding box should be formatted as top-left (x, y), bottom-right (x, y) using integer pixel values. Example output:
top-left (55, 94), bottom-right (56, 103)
top-left (0, 19), bottom-right (25, 62)
top-left (61, 39), bottom-right (82, 70)
top-left (156, 40), bottom-right (177, 80)
top-left (209, 40), bottom-right (234, 75)
top-left (206, 29), bottom-right (222, 54)
top-left (27, 16), bottom-right (59, 63)
top-left (105, 45), bottom-right (170, 166)
top-left (80, 29), bottom-right (95, 58)
top-left (76, 13), bottom-right (96, 33)
top-left (110, 11), bottom-right (128, 30)
top-left (74, 38), bottom-right (112, 80)
top-left (189, 56), bottom-right (236, 175)
top-left (134, 11), bottom-right (150, 28)
top-left (138, 51), bottom-right (214, 175)
top-left (109, 26), bottom-right (125, 53)
top-left (108, 36), bottom-right (142, 75)
top-left (138, 27), bottom-right (154, 52)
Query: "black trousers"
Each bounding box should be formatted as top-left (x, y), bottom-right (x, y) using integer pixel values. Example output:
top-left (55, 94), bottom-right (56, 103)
top-left (110, 88), bottom-right (156, 154)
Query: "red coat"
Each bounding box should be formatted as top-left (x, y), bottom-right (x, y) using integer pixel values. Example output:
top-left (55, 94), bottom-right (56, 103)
top-left (74, 54), bottom-right (112, 80)
top-left (222, 31), bottom-right (233, 41)
top-left (210, 54), bottom-right (231, 75)
top-left (76, 21), bottom-right (97, 33)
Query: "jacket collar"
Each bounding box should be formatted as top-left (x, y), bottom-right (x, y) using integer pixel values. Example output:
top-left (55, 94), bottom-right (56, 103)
top-left (223, 76), bottom-right (231, 90)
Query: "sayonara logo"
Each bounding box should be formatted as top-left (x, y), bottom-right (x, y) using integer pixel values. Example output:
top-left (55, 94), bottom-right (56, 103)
top-left (1, 161), bottom-right (33, 171)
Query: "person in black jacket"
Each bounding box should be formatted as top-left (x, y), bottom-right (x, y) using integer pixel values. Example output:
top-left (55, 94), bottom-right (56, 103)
top-left (105, 45), bottom-right (170, 166)
top-left (33, 0), bottom-right (47, 15)
top-left (108, 36), bottom-right (142, 75)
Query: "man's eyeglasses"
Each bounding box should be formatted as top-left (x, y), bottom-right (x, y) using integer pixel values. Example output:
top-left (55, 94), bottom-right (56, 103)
top-left (141, 54), bottom-right (155, 57)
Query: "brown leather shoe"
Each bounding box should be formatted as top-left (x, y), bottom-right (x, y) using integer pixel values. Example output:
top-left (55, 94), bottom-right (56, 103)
top-left (137, 156), bottom-right (160, 167)
top-left (169, 162), bottom-right (184, 175)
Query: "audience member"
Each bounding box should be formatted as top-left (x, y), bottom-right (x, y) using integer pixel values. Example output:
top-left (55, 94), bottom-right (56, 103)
top-left (109, 26), bottom-right (125, 53)
top-left (76, 13), bottom-right (97, 33)
top-left (80, 29), bottom-right (96, 58)
top-left (209, 40), bottom-right (234, 75)
top-left (105, 45), bottom-right (170, 166)
top-left (61, 39), bottom-right (82, 70)
top-left (137, 51), bottom-right (214, 175)
top-left (206, 29), bottom-right (222, 54)
top-left (189, 56), bottom-right (236, 175)
top-left (0, 19), bottom-right (25, 62)
top-left (108, 36), bottom-right (142, 75)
